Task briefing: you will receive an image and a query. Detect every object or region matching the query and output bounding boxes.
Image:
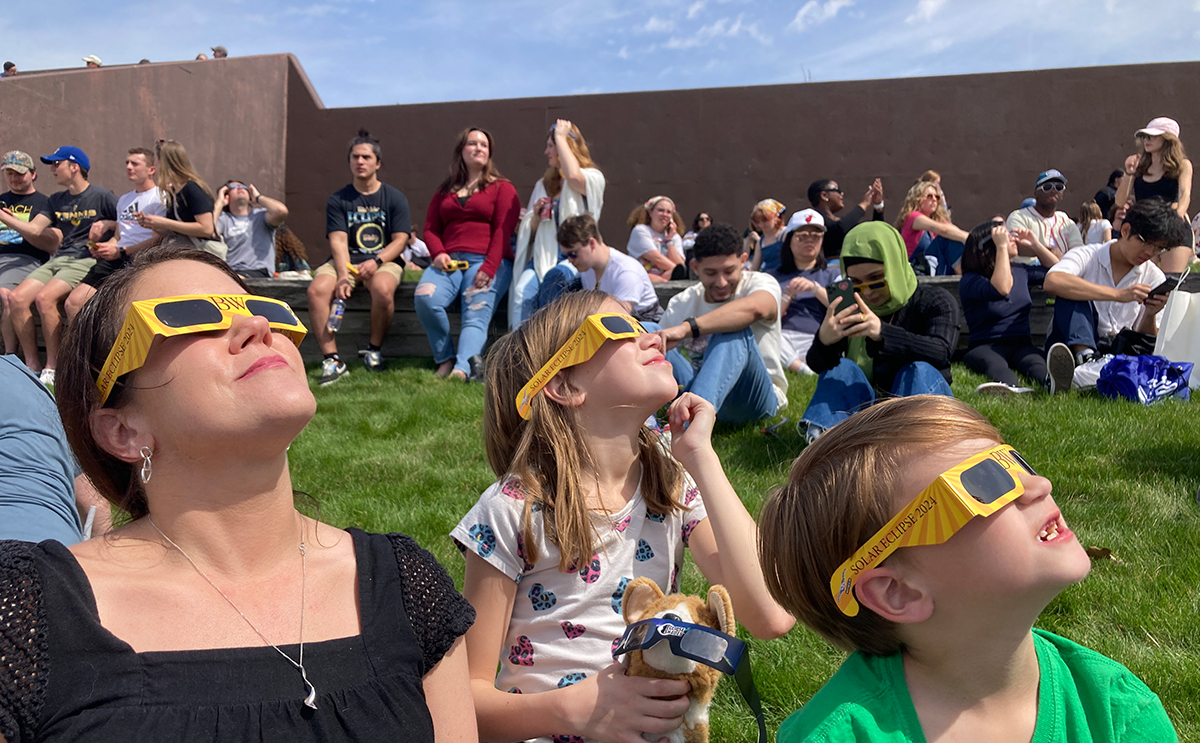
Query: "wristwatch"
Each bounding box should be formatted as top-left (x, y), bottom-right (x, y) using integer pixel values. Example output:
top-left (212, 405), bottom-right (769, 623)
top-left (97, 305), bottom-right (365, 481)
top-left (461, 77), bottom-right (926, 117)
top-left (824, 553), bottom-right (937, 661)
top-left (118, 246), bottom-right (127, 259)
top-left (685, 317), bottom-right (700, 339)
top-left (371, 256), bottom-right (383, 268)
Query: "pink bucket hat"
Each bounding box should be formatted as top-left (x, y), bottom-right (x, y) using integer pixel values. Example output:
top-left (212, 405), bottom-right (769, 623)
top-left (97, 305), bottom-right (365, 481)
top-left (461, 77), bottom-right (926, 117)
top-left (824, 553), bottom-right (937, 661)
top-left (1136, 117), bottom-right (1180, 138)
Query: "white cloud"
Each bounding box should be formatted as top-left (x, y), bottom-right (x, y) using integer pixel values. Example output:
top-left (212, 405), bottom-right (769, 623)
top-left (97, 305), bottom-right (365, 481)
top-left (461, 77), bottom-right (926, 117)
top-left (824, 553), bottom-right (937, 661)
top-left (789, 0), bottom-right (853, 33)
top-left (618, 45), bottom-right (630, 59)
top-left (665, 13), bottom-right (770, 49)
top-left (285, 3), bottom-right (347, 17)
top-left (640, 15), bottom-right (675, 33)
top-left (906, 0), bottom-right (947, 23)
top-left (687, 0), bottom-right (705, 19)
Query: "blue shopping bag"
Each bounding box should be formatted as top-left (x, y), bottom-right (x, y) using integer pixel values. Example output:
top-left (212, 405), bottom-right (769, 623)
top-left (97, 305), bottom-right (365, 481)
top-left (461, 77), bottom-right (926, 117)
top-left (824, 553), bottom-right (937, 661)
top-left (1097, 354), bottom-right (1193, 404)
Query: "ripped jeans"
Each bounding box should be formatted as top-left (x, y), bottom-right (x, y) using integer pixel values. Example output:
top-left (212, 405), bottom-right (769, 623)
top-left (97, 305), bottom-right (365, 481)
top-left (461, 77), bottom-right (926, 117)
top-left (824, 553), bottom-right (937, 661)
top-left (415, 254), bottom-right (512, 374)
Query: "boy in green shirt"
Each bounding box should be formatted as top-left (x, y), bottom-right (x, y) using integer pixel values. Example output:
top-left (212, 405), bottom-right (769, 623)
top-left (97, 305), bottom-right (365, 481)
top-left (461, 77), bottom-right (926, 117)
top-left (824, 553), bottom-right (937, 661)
top-left (759, 396), bottom-right (1176, 742)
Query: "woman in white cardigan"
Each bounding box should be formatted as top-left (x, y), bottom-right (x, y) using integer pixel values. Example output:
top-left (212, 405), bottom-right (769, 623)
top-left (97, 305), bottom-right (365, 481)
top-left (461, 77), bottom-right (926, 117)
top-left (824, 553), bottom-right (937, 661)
top-left (508, 119), bottom-right (605, 328)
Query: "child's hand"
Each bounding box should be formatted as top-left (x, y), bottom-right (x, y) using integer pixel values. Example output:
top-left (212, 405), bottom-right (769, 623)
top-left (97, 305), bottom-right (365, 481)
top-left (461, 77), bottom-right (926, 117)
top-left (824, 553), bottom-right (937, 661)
top-left (668, 392), bottom-right (717, 465)
top-left (561, 664), bottom-right (690, 743)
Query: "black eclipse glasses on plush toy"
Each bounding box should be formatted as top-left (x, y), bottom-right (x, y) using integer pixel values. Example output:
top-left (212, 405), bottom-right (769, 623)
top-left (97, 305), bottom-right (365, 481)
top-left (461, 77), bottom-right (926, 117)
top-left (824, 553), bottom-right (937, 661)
top-left (613, 617), bottom-right (767, 743)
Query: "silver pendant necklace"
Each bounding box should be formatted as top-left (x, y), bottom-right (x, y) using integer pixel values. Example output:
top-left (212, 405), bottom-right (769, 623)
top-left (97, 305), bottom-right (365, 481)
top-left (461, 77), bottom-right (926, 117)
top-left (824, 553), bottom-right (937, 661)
top-left (148, 515), bottom-right (318, 710)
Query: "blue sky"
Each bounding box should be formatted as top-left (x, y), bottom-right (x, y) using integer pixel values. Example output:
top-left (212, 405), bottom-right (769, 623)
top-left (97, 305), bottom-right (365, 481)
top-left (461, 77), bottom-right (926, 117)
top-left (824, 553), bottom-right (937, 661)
top-left (5, 0), bottom-right (1200, 107)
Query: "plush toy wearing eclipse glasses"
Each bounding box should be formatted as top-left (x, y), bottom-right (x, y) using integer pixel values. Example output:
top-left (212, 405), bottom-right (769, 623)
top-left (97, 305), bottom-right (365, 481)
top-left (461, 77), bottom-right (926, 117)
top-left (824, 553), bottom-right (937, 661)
top-left (614, 577), bottom-right (766, 743)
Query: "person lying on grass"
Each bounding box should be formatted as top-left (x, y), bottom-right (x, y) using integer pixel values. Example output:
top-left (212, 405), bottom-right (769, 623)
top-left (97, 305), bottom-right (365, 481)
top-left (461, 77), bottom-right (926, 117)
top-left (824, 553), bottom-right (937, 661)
top-left (759, 395), bottom-right (1176, 742)
top-left (454, 289), bottom-right (794, 743)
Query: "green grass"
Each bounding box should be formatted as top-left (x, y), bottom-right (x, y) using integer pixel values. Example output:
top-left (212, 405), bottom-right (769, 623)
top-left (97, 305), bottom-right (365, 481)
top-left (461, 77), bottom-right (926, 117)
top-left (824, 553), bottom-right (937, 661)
top-left (290, 358), bottom-right (1200, 742)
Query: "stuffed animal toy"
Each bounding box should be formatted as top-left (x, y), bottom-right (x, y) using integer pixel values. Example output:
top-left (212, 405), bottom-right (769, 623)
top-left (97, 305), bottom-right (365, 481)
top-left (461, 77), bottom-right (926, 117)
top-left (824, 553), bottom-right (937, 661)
top-left (620, 576), bottom-right (735, 743)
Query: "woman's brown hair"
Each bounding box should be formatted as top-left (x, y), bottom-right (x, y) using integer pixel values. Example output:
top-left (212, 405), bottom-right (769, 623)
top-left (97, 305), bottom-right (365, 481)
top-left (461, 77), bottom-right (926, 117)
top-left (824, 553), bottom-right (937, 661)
top-left (758, 396), bottom-right (1002, 656)
top-left (437, 127), bottom-right (507, 196)
top-left (1135, 132), bottom-right (1188, 181)
top-left (56, 247), bottom-right (249, 520)
top-left (483, 290), bottom-right (684, 571)
top-left (542, 122), bottom-right (598, 199)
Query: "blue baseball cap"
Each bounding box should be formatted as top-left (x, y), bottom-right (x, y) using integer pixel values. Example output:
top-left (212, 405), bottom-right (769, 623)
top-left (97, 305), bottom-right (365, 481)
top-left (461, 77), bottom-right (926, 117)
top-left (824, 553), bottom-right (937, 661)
top-left (40, 146), bottom-right (90, 171)
top-left (1034, 169), bottom-right (1067, 188)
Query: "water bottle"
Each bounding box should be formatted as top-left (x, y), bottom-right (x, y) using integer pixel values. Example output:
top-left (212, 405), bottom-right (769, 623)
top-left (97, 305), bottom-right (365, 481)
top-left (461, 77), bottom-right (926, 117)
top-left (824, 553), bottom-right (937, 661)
top-left (326, 298), bottom-right (346, 333)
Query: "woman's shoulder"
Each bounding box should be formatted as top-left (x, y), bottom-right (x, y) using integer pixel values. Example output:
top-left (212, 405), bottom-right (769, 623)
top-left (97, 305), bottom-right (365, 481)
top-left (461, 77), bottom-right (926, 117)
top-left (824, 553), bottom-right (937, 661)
top-left (0, 541), bottom-right (52, 741)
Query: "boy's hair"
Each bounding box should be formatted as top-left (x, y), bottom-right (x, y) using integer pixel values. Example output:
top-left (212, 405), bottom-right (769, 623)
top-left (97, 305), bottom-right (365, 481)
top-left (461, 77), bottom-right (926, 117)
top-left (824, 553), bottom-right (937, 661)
top-left (557, 213), bottom-right (602, 249)
top-left (483, 289), bottom-right (685, 572)
top-left (758, 396), bottom-right (1002, 656)
top-left (1124, 198), bottom-right (1191, 248)
top-left (347, 128), bottom-right (382, 163)
top-left (127, 147), bottom-right (156, 166)
top-left (691, 222), bottom-right (742, 261)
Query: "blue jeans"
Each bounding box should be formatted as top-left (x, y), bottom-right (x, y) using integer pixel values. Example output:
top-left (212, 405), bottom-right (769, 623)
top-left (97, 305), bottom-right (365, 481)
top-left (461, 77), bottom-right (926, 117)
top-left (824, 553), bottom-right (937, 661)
top-left (1046, 298), bottom-right (1098, 351)
top-left (514, 261), bottom-right (580, 326)
top-left (668, 328), bottom-right (777, 423)
top-left (801, 358), bottom-right (953, 431)
top-left (415, 254), bottom-right (512, 374)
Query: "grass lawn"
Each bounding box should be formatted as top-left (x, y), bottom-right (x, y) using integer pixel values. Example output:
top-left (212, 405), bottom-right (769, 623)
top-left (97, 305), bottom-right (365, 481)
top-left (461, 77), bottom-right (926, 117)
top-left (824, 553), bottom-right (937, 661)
top-left (291, 358), bottom-right (1200, 742)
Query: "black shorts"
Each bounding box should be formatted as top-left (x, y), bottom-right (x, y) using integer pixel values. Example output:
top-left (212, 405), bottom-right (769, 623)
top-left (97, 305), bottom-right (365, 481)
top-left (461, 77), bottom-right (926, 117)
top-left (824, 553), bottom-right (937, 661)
top-left (79, 257), bottom-right (131, 288)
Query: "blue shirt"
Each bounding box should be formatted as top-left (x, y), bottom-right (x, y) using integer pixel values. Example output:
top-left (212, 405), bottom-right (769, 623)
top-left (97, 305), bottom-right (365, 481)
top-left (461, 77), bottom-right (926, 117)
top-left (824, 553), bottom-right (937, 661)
top-left (759, 236), bottom-right (785, 273)
top-left (0, 356), bottom-right (82, 544)
top-left (959, 264), bottom-right (1035, 346)
top-left (768, 265), bottom-right (841, 335)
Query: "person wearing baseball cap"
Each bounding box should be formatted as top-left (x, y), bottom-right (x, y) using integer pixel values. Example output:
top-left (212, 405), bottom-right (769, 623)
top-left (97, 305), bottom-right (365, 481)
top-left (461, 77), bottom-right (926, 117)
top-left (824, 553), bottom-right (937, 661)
top-left (1113, 116), bottom-right (1194, 273)
top-left (82, 55), bottom-right (102, 68)
top-left (0, 152), bottom-right (56, 355)
top-left (1004, 168), bottom-right (1079, 268)
top-left (768, 208), bottom-right (841, 375)
top-left (7, 146), bottom-right (116, 386)
top-left (211, 45), bottom-right (228, 58)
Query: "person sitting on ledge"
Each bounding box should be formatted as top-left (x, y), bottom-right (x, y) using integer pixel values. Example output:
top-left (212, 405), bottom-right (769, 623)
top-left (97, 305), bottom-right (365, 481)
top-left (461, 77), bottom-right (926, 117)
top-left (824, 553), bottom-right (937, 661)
top-left (1042, 197), bottom-right (1190, 393)
top-left (656, 222), bottom-right (786, 423)
top-left (625, 195), bottom-right (687, 282)
top-left (767, 208), bottom-right (840, 375)
top-left (558, 213), bottom-right (662, 322)
top-left (799, 221), bottom-right (958, 442)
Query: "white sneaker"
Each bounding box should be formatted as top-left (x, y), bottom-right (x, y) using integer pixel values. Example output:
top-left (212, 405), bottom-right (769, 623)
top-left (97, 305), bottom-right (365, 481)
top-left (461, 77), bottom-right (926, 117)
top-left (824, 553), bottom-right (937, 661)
top-left (38, 368), bottom-right (56, 387)
top-left (318, 358), bottom-right (349, 386)
top-left (1046, 344), bottom-right (1075, 395)
top-left (975, 382), bottom-right (1035, 396)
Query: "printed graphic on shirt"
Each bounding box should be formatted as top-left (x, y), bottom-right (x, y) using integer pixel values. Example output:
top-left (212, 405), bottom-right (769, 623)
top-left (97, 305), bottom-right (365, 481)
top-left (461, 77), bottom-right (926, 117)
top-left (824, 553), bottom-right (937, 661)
top-left (348, 207), bottom-right (388, 253)
top-left (0, 203), bottom-right (35, 245)
top-left (55, 206), bottom-right (99, 226)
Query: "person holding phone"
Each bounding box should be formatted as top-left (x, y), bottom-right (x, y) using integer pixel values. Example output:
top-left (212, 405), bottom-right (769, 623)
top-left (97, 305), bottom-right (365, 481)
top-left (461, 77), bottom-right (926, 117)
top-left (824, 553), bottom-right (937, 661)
top-left (798, 222), bottom-right (959, 442)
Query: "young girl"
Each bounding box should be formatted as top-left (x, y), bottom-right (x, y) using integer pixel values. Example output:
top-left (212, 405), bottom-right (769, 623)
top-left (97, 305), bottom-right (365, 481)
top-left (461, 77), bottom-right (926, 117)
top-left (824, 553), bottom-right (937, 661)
top-left (625, 196), bottom-right (687, 282)
top-left (745, 198), bottom-right (788, 272)
top-left (1114, 117), bottom-right (1194, 273)
top-left (1078, 200), bottom-right (1112, 244)
top-left (453, 290), bottom-right (793, 743)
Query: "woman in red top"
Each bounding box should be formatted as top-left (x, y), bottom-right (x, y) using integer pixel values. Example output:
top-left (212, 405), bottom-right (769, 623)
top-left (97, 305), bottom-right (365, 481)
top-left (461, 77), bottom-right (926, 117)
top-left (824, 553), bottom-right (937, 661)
top-left (415, 128), bottom-right (521, 380)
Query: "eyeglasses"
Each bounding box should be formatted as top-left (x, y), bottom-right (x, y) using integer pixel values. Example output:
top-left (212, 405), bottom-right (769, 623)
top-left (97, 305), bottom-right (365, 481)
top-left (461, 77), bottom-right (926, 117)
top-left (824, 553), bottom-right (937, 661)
top-left (822, 188), bottom-right (844, 195)
top-left (830, 444), bottom-right (1037, 616)
top-left (96, 294), bottom-right (307, 404)
top-left (1036, 182), bottom-right (1066, 193)
top-left (1133, 233), bottom-right (1171, 254)
top-left (852, 278), bottom-right (887, 292)
top-left (614, 617), bottom-right (766, 743)
top-left (516, 313), bottom-right (647, 419)
top-left (792, 231), bottom-right (823, 242)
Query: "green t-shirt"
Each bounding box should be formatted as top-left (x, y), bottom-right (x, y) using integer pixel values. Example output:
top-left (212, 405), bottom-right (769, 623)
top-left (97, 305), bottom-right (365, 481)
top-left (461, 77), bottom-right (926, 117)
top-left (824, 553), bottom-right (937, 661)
top-left (778, 629), bottom-right (1176, 742)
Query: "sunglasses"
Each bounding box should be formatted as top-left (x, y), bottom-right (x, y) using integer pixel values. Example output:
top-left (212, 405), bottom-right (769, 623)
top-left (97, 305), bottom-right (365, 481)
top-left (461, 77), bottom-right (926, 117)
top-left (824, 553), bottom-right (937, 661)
top-left (792, 231), bottom-right (823, 242)
top-left (852, 278), bottom-right (887, 292)
top-left (697, 216), bottom-right (712, 223)
top-left (96, 294), bottom-right (307, 404)
top-left (1036, 182), bottom-right (1066, 193)
top-left (515, 313), bottom-right (646, 419)
top-left (227, 182), bottom-right (249, 191)
top-left (830, 444), bottom-right (1037, 617)
top-left (822, 188), bottom-right (844, 194)
top-left (922, 193), bottom-right (939, 200)
top-left (614, 618), bottom-right (766, 743)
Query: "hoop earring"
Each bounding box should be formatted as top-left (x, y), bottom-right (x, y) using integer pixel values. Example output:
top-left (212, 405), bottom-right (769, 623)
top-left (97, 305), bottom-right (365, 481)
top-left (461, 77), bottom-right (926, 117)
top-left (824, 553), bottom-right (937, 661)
top-left (140, 446), bottom-right (153, 484)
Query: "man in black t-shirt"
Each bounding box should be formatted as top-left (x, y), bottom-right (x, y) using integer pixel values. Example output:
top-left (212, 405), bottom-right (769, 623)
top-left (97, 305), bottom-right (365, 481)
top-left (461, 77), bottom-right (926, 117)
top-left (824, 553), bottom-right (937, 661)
top-left (9, 146), bottom-right (116, 386)
top-left (0, 152), bottom-right (56, 356)
top-left (809, 178), bottom-right (886, 261)
top-left (307, 130), bottom-right (410, 385)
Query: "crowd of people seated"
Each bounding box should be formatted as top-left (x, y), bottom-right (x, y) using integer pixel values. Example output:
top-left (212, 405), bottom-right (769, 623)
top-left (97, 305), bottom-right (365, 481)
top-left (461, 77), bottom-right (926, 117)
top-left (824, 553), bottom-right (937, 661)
top-left (0, 112), bottom-right (1193, 743)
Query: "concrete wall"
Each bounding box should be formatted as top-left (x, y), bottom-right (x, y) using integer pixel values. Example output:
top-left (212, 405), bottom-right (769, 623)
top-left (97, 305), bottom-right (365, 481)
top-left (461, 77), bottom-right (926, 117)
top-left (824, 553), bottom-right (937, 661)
top-left (0, 55), bottom-right (292, 201)
top-left (6, 55), bottom-right (1199, 265)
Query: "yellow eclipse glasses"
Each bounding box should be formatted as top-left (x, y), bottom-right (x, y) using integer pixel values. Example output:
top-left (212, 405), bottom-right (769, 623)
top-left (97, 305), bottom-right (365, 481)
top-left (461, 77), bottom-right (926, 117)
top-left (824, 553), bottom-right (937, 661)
top-left (831, 444), bottom-right (1037, 616)
top-left (515, 313), bottom-right (647, 419)
top-left (96, 294), bottom-right (307, 404)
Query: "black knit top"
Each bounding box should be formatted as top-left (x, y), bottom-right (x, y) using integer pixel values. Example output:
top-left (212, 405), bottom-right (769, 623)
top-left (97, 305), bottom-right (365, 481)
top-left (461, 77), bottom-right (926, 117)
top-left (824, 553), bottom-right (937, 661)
top-left (0, 529), bottom-right (475, 742)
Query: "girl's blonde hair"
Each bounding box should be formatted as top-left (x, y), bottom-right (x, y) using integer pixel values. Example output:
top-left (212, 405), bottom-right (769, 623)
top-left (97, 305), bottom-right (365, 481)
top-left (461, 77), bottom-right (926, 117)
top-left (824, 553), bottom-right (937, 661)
top-left (484, 290), bottom-right (685, 571)
top-left (1079, 201), bottom-right (1103, 239)
top-left (758, 396), bottom-right (1002, 656)
top-left (894, 180), bottom-right (948, 231)
top-left (155, 140), bottom-right (213, 208)
top-left (543, 122), bottom-right (598, 199)
top-left (626, 198), bottom-right (686, 234)
top-left (1135, 132), bottom-right (1188, 181)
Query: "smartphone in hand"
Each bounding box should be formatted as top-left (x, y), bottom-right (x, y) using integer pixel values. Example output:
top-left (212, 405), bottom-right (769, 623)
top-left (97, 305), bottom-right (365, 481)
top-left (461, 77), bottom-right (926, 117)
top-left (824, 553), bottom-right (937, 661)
top-left (826, 278), bottom-right (857, 312)
top-left (1147, 268), bottom-right (1191, 299)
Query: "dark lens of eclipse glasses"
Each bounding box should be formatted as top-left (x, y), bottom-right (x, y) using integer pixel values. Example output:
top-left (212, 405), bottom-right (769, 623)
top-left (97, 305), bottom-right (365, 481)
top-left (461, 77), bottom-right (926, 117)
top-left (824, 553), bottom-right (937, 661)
top-left (153, 299), bottom-right (223, 327)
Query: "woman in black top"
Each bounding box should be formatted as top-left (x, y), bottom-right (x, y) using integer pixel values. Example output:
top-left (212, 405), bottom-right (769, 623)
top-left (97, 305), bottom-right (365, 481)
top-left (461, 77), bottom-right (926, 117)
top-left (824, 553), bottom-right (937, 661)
top-left (135, 140), bottom-right (219, 251)
top-left (0, 247), bottom-right (477, 742)
top-left (958, 219), bottom-right (1049, 394)
top-left (1113, 117), bottom-right (1194, 272)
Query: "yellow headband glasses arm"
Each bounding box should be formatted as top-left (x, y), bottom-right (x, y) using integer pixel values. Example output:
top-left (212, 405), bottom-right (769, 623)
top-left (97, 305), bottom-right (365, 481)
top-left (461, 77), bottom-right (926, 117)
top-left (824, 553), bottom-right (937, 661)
top-left (515, 313), bottom-right (647, 419)
top-left (96, 294), bottom-right (307, 404)
top-left (830, 444), bottom-right (1036, 617)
